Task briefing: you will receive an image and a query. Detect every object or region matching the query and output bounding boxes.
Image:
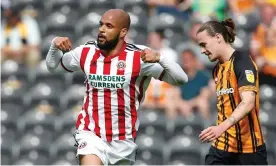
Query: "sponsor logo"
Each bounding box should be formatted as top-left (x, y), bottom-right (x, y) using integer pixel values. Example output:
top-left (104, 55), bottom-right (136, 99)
top-left (78, 141), bottom-right (87, 149)
top-left (216, 88), bottom-right (234, 96)
top-left (117, 60), bottom-right (126, 70)
top-left (88, 74), bottom-right (126, 89)
top-left (245, 70), bottom-right (254, 83)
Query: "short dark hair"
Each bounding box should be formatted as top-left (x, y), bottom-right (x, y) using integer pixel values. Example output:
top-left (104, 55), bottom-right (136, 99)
top-left (197, 18), bottom-right (236, 44)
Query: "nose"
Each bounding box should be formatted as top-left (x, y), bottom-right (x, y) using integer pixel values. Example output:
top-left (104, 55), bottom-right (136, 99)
top-left (99, 25), bottom-right (105, 33)
top-left (201, 47), bottom-right (206, 54)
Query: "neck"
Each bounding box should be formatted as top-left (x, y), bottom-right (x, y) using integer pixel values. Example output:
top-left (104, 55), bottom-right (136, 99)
top-left (101, 40), bottom-right (125, 57)
top-left (218, 44), bottom-right (235, 63)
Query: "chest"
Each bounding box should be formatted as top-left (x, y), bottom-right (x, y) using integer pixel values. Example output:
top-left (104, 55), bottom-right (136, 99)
top-left (83, 54), bottom-right (140, 90)
top-left (214, 64), bottom-right (238, 96)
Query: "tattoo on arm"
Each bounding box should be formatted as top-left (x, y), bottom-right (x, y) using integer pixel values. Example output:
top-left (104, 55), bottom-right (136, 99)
top-left (228, 116), bottom-right (237, 125)
top-left (227, 101), bottom-right (246, 125)
top-left (235, 101), bottom-right (247, 110)
top-left (226, 91), bottom-right (256, 127)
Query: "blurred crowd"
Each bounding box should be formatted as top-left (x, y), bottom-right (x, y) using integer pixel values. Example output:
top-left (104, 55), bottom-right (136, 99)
top-left (1, 0), bottom-right (276, 165)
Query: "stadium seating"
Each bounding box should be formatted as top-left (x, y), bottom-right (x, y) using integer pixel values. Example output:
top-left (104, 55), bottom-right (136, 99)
top-left (1, 60), bottom-right (28, 79)
top-left (40, 34), bottom-right (56, 58)
top-left (43, 12), bottom-right (77, 41)
top-left (25, 60), bottom-right (66, 109)
top-left (138, 109), bottom-right (168, 140)
top-left (75, 12), bottom-right (102, 37)
top-left (233, 29), bottom-right (251, 54)
top-left (56, 109), bottom-right (79, 135)
top-left (1, 134), bottom-right (15, 165)
top-left (12, 0), bottom-right (45, 13)
top-left (14, 132), bottom-right (52, 165)
top-left (260, 85), bottom-right (276, 103)
top-left (1, 103), bottom-right (21, 141)
top-left (45, 0), bottom-right (80, 14)
top-left (135, 134), bottom-right (165, 165)
top-left (64, 84), bottom-right (85, 109)
top-left (265, 135), bottom-right (276, 165)
top-left (50, 133), bottom-right (78, 165)
top-left (169, 113), bottom-right (205, 139)
top-left (122, 0), bottom-right (148, 16)
top-left (166, 135), bottom-right (202, 165)
top-left (148, 13), bottom-right (185, 47)
top-left (17, 109), bottom-right (56, 140)
top-left (230, 10), bottom-right (260, 32)
top-left (80, 0), bottom-right (116, 15)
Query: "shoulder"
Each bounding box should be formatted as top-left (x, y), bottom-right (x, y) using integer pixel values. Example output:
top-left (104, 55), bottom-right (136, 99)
top-left (125, 43), bottom-right (157, 69)
top-left (79, 40), bottom-right (98, 51)
top-left (84, 40), bottom-right (98, 47)
top-left (125, 43), bottom-right (147, 52)
top-left (72, 40), bottom-right (98, 55)
top-left (233, 51), bottom-right (254, 65)
top-left (232, 51), bottom-right (257, 74)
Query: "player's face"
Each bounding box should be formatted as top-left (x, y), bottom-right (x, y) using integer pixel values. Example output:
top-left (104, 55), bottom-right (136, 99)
top-left (196, 30), bottom-right (219, 62)
top-left (181, 51), bottom-right (197, 71)
top-left (97, 15), bottom-right (121, 50)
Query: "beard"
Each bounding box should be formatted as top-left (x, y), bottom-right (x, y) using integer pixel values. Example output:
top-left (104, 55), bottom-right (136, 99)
top-left (97, 34), bottom-right (120, 51)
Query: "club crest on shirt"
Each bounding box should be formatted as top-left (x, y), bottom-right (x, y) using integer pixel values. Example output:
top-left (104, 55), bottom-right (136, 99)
top-left (245, 70), bottom-right (254, 83)
top-left (117, 60), bottom-right (126, 70)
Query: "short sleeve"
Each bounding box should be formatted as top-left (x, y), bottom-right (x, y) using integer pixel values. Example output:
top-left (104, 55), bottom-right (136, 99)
top-left (233, 52), bottom-right (258, 92)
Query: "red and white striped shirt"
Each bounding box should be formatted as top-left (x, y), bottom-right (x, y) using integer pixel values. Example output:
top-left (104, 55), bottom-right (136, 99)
top-left (46, 40), bottom-right (188, 141)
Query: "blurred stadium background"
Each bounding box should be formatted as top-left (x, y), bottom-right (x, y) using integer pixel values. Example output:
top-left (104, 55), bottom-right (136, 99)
top-left (1, 0), bottom-right (276, 165)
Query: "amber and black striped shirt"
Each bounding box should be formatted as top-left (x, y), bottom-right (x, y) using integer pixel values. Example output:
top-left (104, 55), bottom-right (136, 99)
top-left (212, 51), bottom-right (264, 153)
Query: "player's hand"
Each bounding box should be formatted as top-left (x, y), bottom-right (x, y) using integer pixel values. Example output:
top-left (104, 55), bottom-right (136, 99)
top-left (199, 126), bottom-right (225, 143)
top-left (140, 48), bottom-right (161, 63)
top-left (53, 37), bottom-right (72, 52)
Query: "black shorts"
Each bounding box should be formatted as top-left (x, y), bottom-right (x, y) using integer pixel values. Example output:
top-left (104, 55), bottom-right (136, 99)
top-left (205, 144), bottom-right (268, 165)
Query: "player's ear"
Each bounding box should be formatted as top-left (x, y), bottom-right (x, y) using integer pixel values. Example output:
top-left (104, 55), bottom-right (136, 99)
top-left (120, 28), bottom-right (128, 38)
top-left (215, 33), bottom-right (222, 44)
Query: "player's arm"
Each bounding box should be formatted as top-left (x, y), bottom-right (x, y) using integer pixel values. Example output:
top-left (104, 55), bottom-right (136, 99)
top-left (220, 54), bottom-right (258, 131)
top-left (141, 48), bottom-right (188, 85)
top-left (46, 37), bottom-right (81, 73)
top-left (220, 91), bottom-right (256, 131)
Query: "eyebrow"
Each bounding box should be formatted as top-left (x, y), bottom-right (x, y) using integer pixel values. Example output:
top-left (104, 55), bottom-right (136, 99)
top-left (99, 21), bottom-right (114, 27)
top-left (199, 42), bottom-right (206, 47)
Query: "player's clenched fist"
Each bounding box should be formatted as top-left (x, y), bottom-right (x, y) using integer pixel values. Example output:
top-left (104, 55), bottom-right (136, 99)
top-left (53, 37), bottom-right (72, 52)
top-left (140, 48), bottom-right (161, 63)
